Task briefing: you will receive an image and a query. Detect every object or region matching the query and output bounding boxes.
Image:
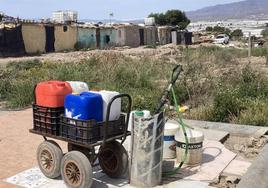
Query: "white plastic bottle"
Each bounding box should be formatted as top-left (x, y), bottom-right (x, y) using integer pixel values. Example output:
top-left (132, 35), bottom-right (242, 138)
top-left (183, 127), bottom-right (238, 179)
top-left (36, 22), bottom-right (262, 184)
top-left (67, 81), bottom-right (89, 94)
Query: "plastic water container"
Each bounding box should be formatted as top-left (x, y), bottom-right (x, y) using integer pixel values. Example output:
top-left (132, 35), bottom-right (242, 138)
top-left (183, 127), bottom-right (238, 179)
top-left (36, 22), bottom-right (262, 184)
top-left (175, 128), bottom-right (204, 166)
top-left (64, 92), bottom-right (103, 121)
top-left (91, 90), bottom-right (121, 121)
top-left (127, 110), bottom-right (151, 132)
top-left (124, 110), bottom-right (151, 154)
top-left (163, 121), bottom-right (180, 159)
top-left (35, 81), bottom-right (72, 107)
top-left (67, 81), bottom-right (89, 94)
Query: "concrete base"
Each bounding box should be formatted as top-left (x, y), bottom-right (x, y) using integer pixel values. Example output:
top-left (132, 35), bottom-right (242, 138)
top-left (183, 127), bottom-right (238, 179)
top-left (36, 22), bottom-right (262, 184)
top-left (184, 119), bottom-right (268, 137)
top-left (237, 145), bottom-right (268, 188)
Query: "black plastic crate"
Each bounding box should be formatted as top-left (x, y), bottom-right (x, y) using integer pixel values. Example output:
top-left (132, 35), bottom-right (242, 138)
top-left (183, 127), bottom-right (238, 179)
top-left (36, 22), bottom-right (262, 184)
top-left (32, 104), bottom-right (64, 135)
top-left (60, 115), bottom-right (126, 143)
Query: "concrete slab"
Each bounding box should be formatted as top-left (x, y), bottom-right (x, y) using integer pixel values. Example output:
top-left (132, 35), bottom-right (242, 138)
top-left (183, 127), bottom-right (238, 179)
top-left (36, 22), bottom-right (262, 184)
top-left (237, 145), bottom-right (268, 188)
top-left (183, 119), bottom-right (268, 137)
top-left (222, 160), bottom-right (251, 177)
top-left (163, 140), bottom-right (236, 183)
top-left (5, 167), bottom-right (129, 188)
top-left (195, 128), bottom-right (229, 143)
top-left (162, 180), bottom-right (209, 188)
top-left (5, 139), bottom-right (236, 188)
top-left (5, 167), bottom-right (212, 188)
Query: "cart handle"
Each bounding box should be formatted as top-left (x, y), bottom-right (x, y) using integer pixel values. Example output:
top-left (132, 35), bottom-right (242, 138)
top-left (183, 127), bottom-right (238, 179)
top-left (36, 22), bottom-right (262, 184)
top-left (33, 84), bottom-right (38, 104)
top-left (102, 93), bottom-right (132, 145)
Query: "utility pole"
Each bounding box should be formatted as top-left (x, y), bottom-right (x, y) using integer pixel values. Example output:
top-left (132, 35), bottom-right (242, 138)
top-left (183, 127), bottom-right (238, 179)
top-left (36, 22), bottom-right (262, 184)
top-left (248, 32), bottom-right (252, 59)
top-left (109, 13), bottom-right (114, 25)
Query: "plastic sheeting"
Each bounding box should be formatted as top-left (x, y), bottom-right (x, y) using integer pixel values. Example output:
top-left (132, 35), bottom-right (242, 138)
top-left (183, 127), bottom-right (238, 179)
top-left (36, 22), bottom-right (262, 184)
top-left (0, 24), bottom-right (25, 57)
top-left (130, 112), bottom-right (165, 187)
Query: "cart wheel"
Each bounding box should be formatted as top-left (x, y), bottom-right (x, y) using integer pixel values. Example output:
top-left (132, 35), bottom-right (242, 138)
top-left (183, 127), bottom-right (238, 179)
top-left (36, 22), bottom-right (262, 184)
top-left (67, 143), bottom-right (95, 163)
top-left (37, 140), bottom-right (63, 178)
top-left (61, 151), bottom-right (93, 188)
top-left (98, 141), bottom-right (128, 178)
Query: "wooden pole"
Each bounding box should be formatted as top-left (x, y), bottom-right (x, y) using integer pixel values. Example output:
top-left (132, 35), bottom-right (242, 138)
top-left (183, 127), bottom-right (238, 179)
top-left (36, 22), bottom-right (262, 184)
top-left (266, 53), bottom-right (268, 66)
top-left (248, 32), bottom-right (251, 59)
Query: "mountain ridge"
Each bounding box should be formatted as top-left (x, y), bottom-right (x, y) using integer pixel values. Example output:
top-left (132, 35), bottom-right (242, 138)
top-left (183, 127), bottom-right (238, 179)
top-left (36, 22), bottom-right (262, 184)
top-left (187, 0), bottom-right (268, 21)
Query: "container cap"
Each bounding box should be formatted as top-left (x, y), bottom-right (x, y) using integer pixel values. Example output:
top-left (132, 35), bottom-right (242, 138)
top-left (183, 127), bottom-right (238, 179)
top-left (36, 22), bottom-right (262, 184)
top-left (135, 111), bottom-right (144, 117)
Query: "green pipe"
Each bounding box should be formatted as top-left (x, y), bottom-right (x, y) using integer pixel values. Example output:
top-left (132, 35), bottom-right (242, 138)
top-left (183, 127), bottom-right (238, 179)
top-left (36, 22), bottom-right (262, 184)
top-left (163, 87), bottom-right (190, 176)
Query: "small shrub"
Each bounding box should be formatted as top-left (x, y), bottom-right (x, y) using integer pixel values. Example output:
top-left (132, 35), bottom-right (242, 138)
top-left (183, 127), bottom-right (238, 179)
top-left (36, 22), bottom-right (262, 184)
top-left (186, 105), bottom-right (214, 121)
top-left (251, 47), bottom-right (267, 57)
top-left (6, 79), bottom-right (35, 108)
top-left (231, 99), bottom-right (268, 126)
top-left (7, 59), bottom-right (41, 71)
top-left (211, 88), bottom-right (244, 122)
top-left (144, 44), bottom-right (157, 49)
top-left (213, 49), bottom-right (237, 65)
top-left (237, 66), bottom-right (268, 98)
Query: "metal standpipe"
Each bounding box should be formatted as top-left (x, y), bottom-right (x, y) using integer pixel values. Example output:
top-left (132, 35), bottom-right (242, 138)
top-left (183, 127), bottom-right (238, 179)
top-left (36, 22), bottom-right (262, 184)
top-left (130, 111), bottom-right (165, 187)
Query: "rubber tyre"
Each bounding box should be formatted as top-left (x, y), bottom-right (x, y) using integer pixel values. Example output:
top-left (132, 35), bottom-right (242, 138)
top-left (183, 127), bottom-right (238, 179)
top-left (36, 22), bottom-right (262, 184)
top-left (67, 143), bottom-right (95, 163)
top-left (47, 140), bottom-right (62, 152)
top-left (98, 141), bottom-right (128, 178)
top-left (37, 140), bottom-right (63, 179)
top-left (61, 151), bottom-right (93, 188)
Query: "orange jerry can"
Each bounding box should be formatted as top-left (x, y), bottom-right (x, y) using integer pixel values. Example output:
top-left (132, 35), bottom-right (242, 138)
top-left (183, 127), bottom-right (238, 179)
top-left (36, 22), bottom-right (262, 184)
top-left (35, 81), bottom-right (72, 108)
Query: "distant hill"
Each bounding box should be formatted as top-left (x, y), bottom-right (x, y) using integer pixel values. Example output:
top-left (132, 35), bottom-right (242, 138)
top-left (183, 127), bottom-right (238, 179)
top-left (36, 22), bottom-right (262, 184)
top-left (187, 0), bottom-right (268, 21)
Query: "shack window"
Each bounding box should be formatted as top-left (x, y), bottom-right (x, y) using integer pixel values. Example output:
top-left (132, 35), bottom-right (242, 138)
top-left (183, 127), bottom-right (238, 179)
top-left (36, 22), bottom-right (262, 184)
top-left (63, 26), bottom-right (68, 32)
top-left (118, 30), bottom-right (122, 38)
top-left (105, 35), bottom-right (110, 44)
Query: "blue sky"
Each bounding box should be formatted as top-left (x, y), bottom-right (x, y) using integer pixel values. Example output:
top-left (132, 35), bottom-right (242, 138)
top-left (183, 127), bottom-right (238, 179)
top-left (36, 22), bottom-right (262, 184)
top-left (1, 0), bottom-right (242, 20)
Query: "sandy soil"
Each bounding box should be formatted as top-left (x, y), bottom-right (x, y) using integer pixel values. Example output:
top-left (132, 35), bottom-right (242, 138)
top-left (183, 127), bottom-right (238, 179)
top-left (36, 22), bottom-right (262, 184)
top-left (0, 109), bottom-right (67, 187)
top-left (0, 44), bottom-right (181, 66)
top-left (0, 44), bottom-right (267, 76)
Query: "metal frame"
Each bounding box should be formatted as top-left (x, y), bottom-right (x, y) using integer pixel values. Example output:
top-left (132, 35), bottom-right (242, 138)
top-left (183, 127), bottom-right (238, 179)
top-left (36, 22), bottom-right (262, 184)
top-left (30, 93), bottom-right (132, 149)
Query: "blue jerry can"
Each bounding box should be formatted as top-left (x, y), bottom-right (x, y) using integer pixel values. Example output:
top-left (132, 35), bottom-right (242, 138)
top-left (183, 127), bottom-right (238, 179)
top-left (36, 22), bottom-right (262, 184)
top-left (64, 92), bottom-right (103, 122)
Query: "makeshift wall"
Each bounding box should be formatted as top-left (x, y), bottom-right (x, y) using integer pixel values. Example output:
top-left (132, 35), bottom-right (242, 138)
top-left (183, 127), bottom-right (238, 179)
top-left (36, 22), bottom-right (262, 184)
top-left (77, 27), bottom-right (97, 49)
top-left (144, 26), bottom-right (157, 45)
top-left (45, 25), bottom-right (55, 53)
top-left (22, 24), bottom-right (46, 54)
top-left (0, 24), bottom-right (25, 57)
top-left (116, 25), bottom-right (140, 47)
top-left (171, 31), bottom-right (193, 45)
top-left (54, 25), bottom-right (77, 52)
top-left (99, 27), bottom-right (117, 49)
top-left (157, 26), bottom-right (171, 45)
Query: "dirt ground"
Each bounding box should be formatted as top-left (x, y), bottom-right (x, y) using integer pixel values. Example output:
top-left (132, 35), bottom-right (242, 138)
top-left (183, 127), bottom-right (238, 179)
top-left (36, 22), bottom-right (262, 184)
top-left (0, 45), bottom-right (181, 66)
top-left (0, 109), bottom-right (67, 187)
top-left (0, 44), bottom-right (267, 76)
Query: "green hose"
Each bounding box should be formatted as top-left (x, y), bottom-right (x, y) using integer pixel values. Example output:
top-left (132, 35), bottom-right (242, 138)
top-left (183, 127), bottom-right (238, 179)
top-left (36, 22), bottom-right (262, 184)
top-left (162, 87), bottom-right (190, 176)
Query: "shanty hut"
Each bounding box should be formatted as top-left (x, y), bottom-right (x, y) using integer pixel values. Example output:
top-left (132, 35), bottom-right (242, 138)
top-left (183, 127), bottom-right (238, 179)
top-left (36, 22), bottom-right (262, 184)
top-left (22, 23), bottom-right (46, 54)
top-left (54, 24), bottom-right (77, 52)
top-left (115, 25), bottom-right (141, 47)
top-left (77, 25), bottom-right (98, 49)
top-left (0, 23), bottom-right (25, 57)
top-left (144, 26), bottom-right (157, 45)
top-left (172, 30), bottom-right (193, 45)
top-left (99, 26), bottom-right (117, 49)
top-left (157, 26), bottom-right (172, 45)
